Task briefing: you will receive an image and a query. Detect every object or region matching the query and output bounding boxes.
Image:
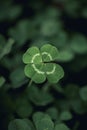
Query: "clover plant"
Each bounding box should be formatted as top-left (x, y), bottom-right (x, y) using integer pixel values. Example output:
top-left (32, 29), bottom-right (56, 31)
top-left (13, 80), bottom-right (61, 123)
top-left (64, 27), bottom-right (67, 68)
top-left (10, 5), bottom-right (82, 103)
top-left (0, 76), bottom-right (5, 88)
top-left (23, 44), bottom-right (64, 84)
top-left (8, 112), bottom-right (70, 130)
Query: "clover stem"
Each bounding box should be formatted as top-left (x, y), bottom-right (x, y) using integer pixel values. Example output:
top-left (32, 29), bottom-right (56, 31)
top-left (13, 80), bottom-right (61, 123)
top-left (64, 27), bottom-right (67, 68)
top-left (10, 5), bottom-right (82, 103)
top-left (24, 80), bottom-right (33, 96)
top-left (28, 79), bottom-right (33, 87)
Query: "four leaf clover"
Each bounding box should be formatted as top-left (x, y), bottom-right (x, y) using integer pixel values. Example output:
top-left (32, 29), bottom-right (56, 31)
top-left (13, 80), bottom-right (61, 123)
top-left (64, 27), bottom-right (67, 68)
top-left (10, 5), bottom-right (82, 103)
top-left (23, 44), bottom-right (64, 83)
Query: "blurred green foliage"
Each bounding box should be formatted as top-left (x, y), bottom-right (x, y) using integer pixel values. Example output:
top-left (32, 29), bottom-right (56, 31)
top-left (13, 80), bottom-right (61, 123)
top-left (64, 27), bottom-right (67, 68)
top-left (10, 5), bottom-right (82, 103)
top-left (0, 0), bottom-right (87, 130)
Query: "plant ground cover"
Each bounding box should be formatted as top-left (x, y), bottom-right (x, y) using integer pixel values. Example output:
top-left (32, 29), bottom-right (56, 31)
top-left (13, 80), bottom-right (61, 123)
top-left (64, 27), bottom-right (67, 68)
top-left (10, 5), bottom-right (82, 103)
top-left (0, 0), bottom-right (87, 130)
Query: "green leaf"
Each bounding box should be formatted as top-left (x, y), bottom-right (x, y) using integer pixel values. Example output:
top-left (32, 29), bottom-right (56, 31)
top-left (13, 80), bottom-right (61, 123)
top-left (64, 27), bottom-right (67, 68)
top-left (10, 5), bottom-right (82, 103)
top-left (65, 1), bottom-right (79, 17)
top-left (8, 5), bottom-right (22, 20)
top-left (23, 44), bottom-right (64, 83)
top-left (41, 44), bottom-right (59, 61)
top-left (0, 76), bottom-right (5, 87)
top-left (15, 98), bottom-right (33, 118)
top-left (8, 20), bottom-right (37, 45)
top-left (32, 38), bottom-right (48, 48)
top-left (33, 112), bottom-right (54, 130)
top-left (23, 47), bottom-right (42, 64)
top-left (28, 85), bottom-right (53, 106)
top-left (55, 123), bottom-right (70, 130)
top-left (8, 119), bottom-right (31, 130)
top-left (60, 111), bottom-right (72, 121)
top-left (79, 86), bottom-right (87, 101)
top-left (40, 20), bottom-right (60, 36)
top-left (37, 117), bottom-right (54, 130)
top-left (46, 63), bottom-right (64, 83)
top-left (70, 34), bottom-right (87, 54)
top-left (23, 119), bottom-right (35, 130)
top-left (10, 67), bottom-right (26, 88)
top-left (24, 64), bottom-right (46, 83)
top-left (33, 112), bottom-right (47, 126)
top-left (23, 118), bottom-right (35, 130)
top-left (46, 107), bottom-right (59, 120)
top-left (51, 31), bottom-right (68, 49)
top-left (46, 7), bottom-right (61, 18)
top-left (0, 2), bottom-right (22, 21)
top-left (58, 50), bottom-right (74, 62)
top-left (0, 38), bottom-right (15, 59)
top-left (82, 8), bottom-right (87, 18)
top-left (0, 34), bottom-right (6, 46)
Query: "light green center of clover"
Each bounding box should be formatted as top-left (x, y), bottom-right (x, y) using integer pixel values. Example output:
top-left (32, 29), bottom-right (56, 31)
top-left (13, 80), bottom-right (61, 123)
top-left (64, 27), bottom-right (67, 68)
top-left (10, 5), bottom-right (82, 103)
top-left (31, 53), bottom-right (44, 74)
top-left (31, 53), bottom-right (42, 63)
top-left (31, 52), bottom-right (56, 75)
